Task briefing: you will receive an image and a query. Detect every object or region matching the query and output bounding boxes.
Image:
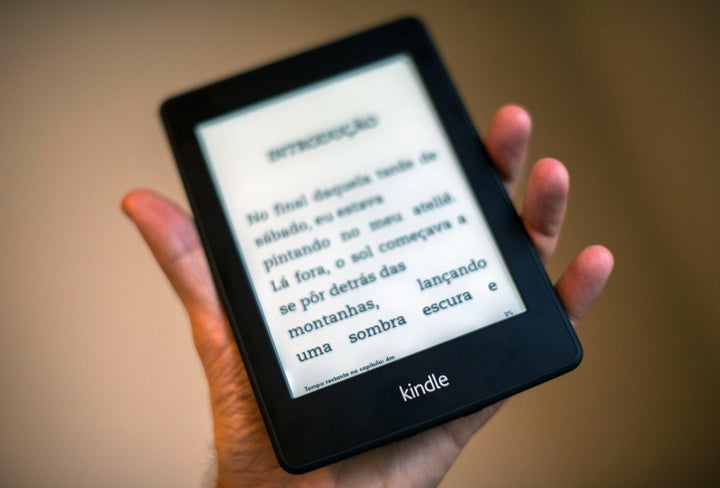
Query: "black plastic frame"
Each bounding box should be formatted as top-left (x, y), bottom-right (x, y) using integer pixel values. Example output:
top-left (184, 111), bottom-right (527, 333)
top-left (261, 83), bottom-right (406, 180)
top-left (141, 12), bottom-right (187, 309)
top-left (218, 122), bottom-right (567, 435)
top-left (161, 17), bottom-right (581, 473)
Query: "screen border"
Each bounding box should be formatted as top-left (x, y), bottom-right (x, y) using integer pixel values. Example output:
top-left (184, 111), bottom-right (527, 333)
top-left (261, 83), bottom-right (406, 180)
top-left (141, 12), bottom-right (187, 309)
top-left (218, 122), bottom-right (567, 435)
top-left (161, 17), bottom-right (581, 473)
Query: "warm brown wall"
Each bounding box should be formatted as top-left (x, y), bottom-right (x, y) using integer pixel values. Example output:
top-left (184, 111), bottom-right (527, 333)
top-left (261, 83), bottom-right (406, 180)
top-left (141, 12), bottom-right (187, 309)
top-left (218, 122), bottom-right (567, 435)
top-left (1, 1), bottom-right (718, 486)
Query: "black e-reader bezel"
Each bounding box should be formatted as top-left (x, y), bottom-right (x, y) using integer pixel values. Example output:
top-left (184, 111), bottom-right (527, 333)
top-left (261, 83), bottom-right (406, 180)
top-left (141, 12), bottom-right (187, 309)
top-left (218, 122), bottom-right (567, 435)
top-left (161, 17), bottom-right (581, 473)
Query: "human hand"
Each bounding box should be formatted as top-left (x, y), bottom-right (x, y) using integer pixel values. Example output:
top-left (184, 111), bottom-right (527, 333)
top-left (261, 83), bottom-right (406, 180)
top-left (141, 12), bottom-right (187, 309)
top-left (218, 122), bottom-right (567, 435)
top-left (122, 105), bottom-right (613, 487)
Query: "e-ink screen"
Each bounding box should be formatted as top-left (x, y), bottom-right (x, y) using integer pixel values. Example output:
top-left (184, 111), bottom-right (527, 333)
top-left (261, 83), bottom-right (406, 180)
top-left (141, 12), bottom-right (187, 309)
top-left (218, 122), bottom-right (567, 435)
top-left (196, 54), bottom-right (527, 398)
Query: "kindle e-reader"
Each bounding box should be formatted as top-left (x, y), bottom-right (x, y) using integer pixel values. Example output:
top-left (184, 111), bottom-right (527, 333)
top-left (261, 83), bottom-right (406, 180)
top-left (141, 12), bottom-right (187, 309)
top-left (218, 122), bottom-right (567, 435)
top-left (161, 17), bottom-right (582, 473)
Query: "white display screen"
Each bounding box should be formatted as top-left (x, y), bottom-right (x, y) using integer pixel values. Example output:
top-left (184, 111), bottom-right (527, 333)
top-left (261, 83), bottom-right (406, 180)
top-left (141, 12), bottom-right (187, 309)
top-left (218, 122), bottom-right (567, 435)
top-left (196, 54), bottom-right (526, 398)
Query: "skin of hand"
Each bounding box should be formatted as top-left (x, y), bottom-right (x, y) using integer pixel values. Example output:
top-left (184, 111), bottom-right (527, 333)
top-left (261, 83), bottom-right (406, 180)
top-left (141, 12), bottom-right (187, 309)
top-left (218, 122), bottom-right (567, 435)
top-left (122, 105), bottom-right (614, 488)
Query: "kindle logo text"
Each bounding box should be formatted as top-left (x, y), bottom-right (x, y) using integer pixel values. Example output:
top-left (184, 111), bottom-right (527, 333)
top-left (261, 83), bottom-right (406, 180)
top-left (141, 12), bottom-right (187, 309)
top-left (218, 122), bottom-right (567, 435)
top-left (399, 373), bottom-right (450, 402)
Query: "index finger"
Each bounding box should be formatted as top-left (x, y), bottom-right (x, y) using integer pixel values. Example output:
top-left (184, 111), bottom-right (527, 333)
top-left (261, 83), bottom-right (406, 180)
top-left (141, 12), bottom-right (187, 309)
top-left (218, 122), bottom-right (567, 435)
top-left (485, 105), bottom-right (532, 196)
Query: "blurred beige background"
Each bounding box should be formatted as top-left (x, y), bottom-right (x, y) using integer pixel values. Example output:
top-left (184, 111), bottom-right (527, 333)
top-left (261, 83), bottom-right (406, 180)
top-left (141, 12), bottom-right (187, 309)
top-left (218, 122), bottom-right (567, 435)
top-left (1, 1), bottom-right (718, 486)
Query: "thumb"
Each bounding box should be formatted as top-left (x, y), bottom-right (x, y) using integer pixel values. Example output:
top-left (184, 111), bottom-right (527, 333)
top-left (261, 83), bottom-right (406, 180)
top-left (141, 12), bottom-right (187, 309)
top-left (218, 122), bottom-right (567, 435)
top-left (121, 189), bottom-right (232, 362)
